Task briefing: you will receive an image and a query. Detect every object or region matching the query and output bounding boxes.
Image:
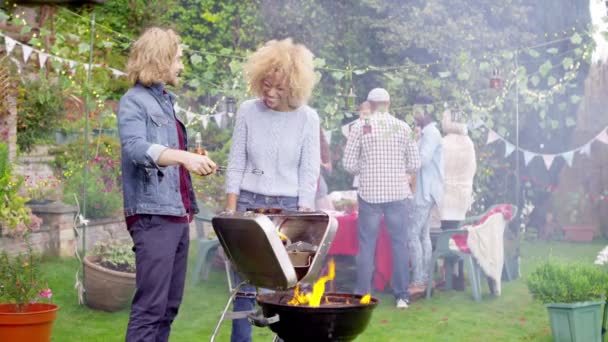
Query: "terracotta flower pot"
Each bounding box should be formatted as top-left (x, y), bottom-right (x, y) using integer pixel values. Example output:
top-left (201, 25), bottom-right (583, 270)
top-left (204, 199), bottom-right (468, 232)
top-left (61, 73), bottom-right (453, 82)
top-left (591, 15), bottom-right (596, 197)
top-left (83, 255), bottom-right (135, 312)
top-left (562, 225), bottom-right (595, 242)
top-left (0, 303), bottom-right (59, 342)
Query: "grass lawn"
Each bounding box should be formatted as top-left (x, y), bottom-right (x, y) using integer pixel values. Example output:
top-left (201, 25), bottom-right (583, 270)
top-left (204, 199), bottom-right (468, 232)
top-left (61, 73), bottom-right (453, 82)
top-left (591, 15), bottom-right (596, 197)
top-left (45, 239), bottom-right (606, 342)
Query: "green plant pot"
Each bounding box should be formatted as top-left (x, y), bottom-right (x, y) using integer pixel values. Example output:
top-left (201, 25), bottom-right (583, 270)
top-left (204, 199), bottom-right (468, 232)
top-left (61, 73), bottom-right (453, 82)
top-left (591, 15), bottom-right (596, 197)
top-left (546, 301), bottom-right (602, 342)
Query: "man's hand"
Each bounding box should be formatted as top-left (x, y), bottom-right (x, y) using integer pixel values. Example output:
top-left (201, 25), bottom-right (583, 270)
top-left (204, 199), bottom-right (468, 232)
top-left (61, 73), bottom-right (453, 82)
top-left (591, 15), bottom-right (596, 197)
top-left (181, 152), bottom-right (217, 176)
top-left (298, 206), bottom-right (313, 212)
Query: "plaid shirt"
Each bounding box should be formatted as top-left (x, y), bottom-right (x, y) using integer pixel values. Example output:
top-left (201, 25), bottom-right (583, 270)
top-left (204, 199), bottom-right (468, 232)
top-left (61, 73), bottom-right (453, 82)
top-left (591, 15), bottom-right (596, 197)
top-left (343, 112), bottom-right (421, 203)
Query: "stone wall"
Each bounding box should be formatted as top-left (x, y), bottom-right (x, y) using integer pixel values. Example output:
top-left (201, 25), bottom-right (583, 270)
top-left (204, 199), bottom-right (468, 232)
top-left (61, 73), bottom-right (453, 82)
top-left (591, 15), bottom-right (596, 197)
top-left (1, 201), bottom-right (200, 257)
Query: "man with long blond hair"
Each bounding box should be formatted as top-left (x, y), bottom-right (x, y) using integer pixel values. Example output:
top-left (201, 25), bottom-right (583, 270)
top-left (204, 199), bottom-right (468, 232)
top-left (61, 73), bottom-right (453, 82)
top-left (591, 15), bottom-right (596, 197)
top-left (117, 27), bottom-right (216, 342)
top-left (224, 38), bottom-right (320, 342)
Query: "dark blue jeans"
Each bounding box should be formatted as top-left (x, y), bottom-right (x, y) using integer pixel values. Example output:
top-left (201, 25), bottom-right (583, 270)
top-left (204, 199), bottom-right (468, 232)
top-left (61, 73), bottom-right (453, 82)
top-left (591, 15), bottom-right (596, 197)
top-left (125, 215), bottom-right (189, 342)
top-left (355, 196), bottom-right (412, 301)
top-left (231, 190), bottom-right (298, 342)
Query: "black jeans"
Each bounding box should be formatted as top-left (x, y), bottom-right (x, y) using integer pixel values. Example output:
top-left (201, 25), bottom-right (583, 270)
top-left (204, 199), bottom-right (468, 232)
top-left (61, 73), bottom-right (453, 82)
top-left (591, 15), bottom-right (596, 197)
top-left (125, 215), bottom-right (190, 342)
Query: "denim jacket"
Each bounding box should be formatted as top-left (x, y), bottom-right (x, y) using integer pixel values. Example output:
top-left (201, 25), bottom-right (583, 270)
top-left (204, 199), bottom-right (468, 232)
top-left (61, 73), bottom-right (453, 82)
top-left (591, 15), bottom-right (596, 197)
top-left (117, 83), bottom-right (198, 217)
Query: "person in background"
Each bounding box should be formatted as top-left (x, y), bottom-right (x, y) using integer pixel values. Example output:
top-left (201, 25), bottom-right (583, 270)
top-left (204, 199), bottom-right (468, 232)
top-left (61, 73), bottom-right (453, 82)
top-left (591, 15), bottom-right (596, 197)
top-left (440, 108), bottom-right (476, 229)
top-left (439, 108), bottom-right (476, 290)
top-left (351, 101), bottom-right (371, 189)
top-left (117, 27), bottom-right (217, 342)
top-left (316, 126), bottom-right (334, 210)
top-left (224, 38), bottom-right (320, 342)
top-left (409, 98), bottom-right (444, 295)
top-left (343, 88), bottom-right (420, 309)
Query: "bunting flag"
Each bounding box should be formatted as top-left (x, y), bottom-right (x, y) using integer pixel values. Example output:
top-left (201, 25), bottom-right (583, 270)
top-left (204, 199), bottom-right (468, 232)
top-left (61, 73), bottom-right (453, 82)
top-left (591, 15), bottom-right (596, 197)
top-left (213, 113), bottom-right (224, 127)
top-left (38, 52), bottom-right (49, 69)
top-left (110, 68), bottom-right (126, 77)
top-left (542, 155), bottom-right (555, 170)
top-left (597, 129), bottom-right (608, 144)
top-left (323, 130), bottom-right (333, 145)
top-left (227, 110), bottom-right (235, 118)
top-left (68, 60), bottom-right (76, 71)
top-left (579, 143), bottom-right (591, 156)
top-left (21, 44), bottom-right (33, 63)
top-left (562, 151), bottom-right (574, 167)
top-left (523, 151), bottom-right (536, 165)
top-left (201, 115), bottom-right (209, 129)
top-left (185, 111), bottom-right (195, 125)
top-left (4, 35), bottom-right (16, 54)
top-left (486, 129), bottom-right (500, 144)
top-left (504, 142), bottom-right (515, 157)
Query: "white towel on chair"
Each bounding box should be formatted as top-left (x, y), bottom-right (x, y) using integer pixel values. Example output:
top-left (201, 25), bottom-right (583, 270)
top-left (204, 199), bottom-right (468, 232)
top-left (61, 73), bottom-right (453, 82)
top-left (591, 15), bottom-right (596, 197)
top-left (465, 213), bottom-right (506, 295)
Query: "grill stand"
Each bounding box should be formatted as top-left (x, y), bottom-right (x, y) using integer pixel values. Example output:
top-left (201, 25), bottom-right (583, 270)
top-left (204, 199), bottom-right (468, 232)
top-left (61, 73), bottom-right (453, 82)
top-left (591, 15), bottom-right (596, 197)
top-left (210, 281), bottom-right (280, 342)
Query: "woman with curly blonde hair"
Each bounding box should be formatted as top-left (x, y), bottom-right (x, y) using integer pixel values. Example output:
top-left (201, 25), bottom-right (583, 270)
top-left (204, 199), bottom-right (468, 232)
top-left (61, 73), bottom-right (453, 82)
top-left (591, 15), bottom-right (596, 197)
top-left (224, 38), bottom-right (320, 342)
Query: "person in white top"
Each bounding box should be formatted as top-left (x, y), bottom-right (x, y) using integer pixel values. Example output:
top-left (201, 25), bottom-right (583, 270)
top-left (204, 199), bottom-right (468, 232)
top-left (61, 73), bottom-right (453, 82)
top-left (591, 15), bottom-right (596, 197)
top-left (440, 109), bottom-right (477, 229)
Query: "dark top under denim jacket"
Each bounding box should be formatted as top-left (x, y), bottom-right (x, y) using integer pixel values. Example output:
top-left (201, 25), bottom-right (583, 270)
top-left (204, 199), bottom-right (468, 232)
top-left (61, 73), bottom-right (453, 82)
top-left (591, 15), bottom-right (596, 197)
top-left (117, 83), bottom-right (199, 217)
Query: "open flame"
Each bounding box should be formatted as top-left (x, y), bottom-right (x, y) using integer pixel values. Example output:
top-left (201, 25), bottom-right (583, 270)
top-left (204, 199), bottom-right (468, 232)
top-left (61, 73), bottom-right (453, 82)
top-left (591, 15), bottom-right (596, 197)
top-left (287, 259), bottom-right (372, 307)
top-left (360, 294), bottom-right (371, 304)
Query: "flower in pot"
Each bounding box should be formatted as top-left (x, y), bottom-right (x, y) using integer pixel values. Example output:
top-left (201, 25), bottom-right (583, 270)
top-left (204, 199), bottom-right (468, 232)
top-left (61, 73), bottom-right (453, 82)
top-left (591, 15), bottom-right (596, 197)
top-left (83, 240), bottom-right (136, 312)
top-left (527, 261), bottom-right (607, 342)
top-left (23, 175), bottom-right (61, 205)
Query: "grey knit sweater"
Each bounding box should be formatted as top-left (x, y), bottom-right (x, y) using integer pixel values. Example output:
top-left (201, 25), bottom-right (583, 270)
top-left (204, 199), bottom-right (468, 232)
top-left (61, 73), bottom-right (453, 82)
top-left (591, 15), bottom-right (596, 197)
top-left (225, 99), bottom-right (321, 209)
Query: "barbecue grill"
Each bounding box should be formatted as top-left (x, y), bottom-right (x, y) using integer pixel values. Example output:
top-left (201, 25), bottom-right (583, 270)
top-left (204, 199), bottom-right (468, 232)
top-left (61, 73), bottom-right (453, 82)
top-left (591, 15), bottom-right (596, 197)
top-left (210, 210), bottom-right (379, 342)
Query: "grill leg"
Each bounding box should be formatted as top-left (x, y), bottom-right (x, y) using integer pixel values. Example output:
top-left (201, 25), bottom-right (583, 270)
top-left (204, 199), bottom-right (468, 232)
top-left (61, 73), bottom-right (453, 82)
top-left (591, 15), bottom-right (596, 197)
top-left (210, 281), bottom-right (248, 342)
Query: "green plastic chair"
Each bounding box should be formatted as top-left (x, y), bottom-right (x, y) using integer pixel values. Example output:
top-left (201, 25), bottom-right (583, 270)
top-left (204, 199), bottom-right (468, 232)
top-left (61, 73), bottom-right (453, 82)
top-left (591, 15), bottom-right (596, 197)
top-left (425, 204), bottom-right (518, 301)
top-left (191, 206), bottom-right (220, 285)
top-left (425, 228), bottom-right (482, 301)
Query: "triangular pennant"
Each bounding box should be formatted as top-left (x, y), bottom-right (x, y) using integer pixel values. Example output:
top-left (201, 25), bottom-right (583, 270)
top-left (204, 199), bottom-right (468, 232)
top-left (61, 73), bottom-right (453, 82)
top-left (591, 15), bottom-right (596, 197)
top-left (562, 151), bottom-right (574, 167)
top-left (486, 129), bottom-right (500, 144)
top-left (174, 103), bottom-right (181, 113)
top-left (523, 150), bottom-right (536, 165)
top-left (504, 141), bottom-right (515, 157)
top-left (4, 36), bottom-right (16, 55)
top-left (579, 143), bottom-right (591, 156)
top-left (341, 123), bottom-right (351, 138)
top-left (213, 113), bottom-right (224, 127)
top-left (110, 68), bottom-right (126, 77)
top-left (542, 154), bottom-right (555, 170)
top-left (21, 44), bottom-right (32, 63)
top-left (185, 111), bottom-right (195, 125)
top-left (68, 60), bottom-right (76, 70)
top-left (323, 130), bottom-right (333, 145)
top-left (38, 52), bottom-right (49, 69)
top-left (597, 129), bottom-right (608, 144)
top-left (201, 115), bottom-right (209, 129)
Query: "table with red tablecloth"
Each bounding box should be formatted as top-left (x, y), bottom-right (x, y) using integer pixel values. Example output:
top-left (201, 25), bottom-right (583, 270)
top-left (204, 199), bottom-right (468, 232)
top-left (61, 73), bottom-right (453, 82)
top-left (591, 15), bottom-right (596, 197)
top-left (327, 212), bottom-right (393, 291)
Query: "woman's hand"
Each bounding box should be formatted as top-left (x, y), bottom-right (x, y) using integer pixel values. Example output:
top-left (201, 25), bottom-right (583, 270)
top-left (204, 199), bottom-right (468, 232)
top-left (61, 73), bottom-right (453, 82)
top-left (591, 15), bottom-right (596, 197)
top-left (298, 206), bottom-right (314, 212)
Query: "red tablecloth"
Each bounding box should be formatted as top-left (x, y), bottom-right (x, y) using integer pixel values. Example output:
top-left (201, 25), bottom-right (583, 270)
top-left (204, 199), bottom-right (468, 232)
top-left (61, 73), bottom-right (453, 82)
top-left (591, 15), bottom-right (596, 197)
top-left (328, 212), bottom-right (393, 291)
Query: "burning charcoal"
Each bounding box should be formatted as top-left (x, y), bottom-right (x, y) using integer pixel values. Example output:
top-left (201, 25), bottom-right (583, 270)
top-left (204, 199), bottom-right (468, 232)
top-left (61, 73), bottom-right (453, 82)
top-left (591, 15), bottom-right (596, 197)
top-left (285, 241), bottom-right (318, 253)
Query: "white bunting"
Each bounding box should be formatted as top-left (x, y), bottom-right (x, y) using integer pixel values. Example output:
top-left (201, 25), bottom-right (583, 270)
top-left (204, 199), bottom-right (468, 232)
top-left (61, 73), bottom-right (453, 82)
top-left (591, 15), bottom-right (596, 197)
top-left (4, 36), bottom-right (16, 55)
top-left (174, 103), bottom-right (181, 113)
top-left (523, 151), bottom-right (535, 165)
top-left (323, 130), bottom-right (333, 145)
top-left (21, 44), bottom-right (33, 63)
top-left (597, 129), bottom-right (608, 144)
top-left (504, 141), bottom-right (515, 157)
top-left (201, 115), bottom-right (209, 129)
top-left (38, 53), bottom-right (49, 69)
top-left (68, 60), bottom-right (76, 70)
top-left (579, 143), bottom-right (591, 156)
top-left (486, 129), bottom-right (500, 144)
top-left (213, 113), bottom-right (224, 127)
top-left (185, 111), bottom-right (195, 125)
top-left (542, 155), bottom-right (555, 170)
top-left (562, 151), bottom-right (574, 167)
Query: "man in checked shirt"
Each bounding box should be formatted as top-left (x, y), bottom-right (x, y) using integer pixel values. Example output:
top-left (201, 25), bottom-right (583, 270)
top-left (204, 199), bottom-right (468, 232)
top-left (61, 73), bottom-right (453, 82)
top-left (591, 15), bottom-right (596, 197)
top-left (343, 88), bottom-right (421, 309)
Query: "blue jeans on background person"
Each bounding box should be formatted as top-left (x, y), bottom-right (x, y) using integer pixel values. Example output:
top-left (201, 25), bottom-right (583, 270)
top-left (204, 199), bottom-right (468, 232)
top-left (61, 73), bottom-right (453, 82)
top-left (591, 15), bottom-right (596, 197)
top-left (231, 190), bottom-right (298, 342)
top-left (355, 196), bottom-right (412, 301)
top-left (409, 201), bottom-right (434, 286)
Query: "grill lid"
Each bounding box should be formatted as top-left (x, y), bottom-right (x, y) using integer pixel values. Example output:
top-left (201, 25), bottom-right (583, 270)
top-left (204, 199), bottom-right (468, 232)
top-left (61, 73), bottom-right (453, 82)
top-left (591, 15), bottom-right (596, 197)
top-left (212, 211), bottom-right (337, 290)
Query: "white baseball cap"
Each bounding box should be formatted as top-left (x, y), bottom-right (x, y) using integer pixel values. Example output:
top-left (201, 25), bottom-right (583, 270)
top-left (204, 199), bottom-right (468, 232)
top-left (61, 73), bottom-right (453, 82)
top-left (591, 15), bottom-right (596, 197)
top-left (367, 88), bottom-right (390, 102)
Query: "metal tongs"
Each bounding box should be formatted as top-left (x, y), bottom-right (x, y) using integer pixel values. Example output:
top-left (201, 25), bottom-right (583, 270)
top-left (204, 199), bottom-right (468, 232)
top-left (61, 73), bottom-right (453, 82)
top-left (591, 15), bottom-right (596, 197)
top-left (215, 166), bottom-right (264, 175)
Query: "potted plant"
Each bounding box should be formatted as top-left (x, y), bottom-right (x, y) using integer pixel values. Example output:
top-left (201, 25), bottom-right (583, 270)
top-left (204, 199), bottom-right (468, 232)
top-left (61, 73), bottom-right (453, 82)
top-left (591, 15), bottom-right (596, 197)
top-left (527, 261), bottom-right (607, 342)
top-left (23, 175), bottom-right (62, 205)
top-left (550, 188), bottom-right (596, 242)
top-left (83, 239), bottom-right (136, 312)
